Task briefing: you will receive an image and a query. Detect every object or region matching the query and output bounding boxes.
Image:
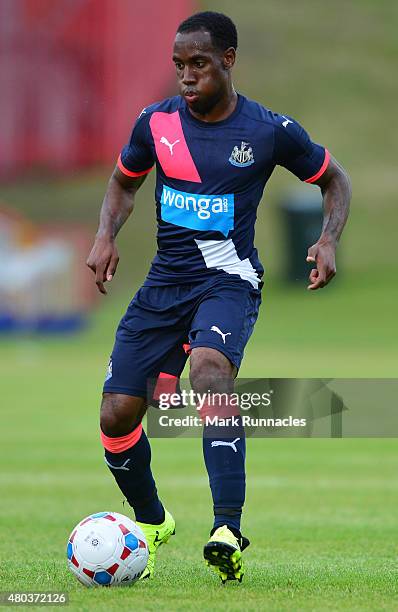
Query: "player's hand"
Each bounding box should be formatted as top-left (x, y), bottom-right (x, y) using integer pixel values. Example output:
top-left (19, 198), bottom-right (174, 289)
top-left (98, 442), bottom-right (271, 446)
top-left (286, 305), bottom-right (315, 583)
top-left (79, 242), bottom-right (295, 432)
top-left (86, 236), bottom-right (119, 295)
top-left (306, 239), bottom-right (336, 290)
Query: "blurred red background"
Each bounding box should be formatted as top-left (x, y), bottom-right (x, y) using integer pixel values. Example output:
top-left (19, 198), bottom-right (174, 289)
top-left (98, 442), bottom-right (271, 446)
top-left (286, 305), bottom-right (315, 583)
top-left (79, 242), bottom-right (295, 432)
top-left (0, 0), bottom-right (195, 177)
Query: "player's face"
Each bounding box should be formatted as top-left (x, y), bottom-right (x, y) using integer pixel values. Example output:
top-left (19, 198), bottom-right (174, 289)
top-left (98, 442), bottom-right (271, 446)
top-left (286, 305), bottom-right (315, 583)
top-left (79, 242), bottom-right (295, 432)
top-left (173, 30), bottom-right (234, 115)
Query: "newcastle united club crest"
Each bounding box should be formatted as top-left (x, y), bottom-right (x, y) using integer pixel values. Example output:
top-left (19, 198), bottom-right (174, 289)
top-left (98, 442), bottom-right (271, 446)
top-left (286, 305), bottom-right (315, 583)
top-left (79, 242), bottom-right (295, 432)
top-left (229, 141), bottom-right (254, 167)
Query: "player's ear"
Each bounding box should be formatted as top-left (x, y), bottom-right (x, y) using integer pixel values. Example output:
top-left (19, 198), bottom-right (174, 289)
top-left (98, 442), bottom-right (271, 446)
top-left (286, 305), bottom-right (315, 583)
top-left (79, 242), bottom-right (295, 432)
top-left (222, 47), bottom-right (236, 70)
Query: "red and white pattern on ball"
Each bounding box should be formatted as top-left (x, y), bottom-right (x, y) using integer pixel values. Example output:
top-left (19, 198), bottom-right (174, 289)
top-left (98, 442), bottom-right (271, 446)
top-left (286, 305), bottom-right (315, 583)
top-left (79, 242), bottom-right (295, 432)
top-left (67, 511), bottom-right (149, 587)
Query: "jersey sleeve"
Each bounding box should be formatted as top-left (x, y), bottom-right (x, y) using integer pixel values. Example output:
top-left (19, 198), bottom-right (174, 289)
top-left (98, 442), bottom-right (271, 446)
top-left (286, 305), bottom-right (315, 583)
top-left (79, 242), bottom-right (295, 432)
top-left (273, 114), bottom-right (330, 183)
top-left (117, 110), bottom-right (155, 177)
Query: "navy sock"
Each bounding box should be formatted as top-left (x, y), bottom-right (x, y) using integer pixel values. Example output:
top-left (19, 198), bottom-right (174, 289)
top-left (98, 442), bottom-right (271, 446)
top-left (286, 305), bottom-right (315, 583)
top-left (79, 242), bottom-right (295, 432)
top-left (103, 428), bottom-right (165, 524)
top-left (202, 417), bottom-right (246, 532)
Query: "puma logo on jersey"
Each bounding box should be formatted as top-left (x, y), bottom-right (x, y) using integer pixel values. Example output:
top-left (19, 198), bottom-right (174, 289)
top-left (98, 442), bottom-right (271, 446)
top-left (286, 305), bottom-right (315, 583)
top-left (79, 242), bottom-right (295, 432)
top-left (282, 116), bottom-right (293, 128)
top-left (210, 325), bottom-right (231, 344)
top-left (211, 438), bottom-right (240, 453)
top-left (160, 136), bottom-right (180, 155)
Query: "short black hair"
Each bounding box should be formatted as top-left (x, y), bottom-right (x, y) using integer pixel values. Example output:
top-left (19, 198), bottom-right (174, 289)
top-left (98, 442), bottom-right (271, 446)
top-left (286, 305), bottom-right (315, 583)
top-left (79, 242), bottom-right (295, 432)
top-left (177, 11), bottom-right (238, 52)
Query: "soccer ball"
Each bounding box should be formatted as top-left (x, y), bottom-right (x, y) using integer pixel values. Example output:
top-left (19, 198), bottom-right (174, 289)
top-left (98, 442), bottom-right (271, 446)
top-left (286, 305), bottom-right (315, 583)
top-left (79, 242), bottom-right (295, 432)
top-left (66, 511), bottom-right (149, 587)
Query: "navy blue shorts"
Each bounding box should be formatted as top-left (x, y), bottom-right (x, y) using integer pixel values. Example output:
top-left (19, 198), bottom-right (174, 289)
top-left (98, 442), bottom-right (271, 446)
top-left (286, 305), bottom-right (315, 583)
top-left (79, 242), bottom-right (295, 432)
top-left (103, 275), bottom-right (262, 398)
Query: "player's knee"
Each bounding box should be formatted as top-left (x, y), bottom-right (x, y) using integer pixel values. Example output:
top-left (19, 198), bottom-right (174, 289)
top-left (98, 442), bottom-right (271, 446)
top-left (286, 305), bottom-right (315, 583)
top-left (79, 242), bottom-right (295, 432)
top-left (100, 393), bottom-right (146, 437)
top-left (189, 348), bottom-right (233, 394)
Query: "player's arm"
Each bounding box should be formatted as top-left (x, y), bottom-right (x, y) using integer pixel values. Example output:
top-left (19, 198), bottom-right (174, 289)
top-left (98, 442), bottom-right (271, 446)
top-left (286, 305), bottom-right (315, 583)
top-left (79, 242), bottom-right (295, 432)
top-left (87, 109), bottom-right (154, 294)
top-left (306, 155), bottom-right (351, 290)
top-left (273, 116), bottom-right (351, 290)
top-left (86, 169), bottom-right (147, 294)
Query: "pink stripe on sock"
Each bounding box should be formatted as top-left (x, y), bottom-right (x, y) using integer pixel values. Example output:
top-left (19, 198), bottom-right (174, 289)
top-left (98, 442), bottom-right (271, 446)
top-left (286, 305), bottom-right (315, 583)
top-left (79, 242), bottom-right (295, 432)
top-left (100, 424), bottom-right (143, 453)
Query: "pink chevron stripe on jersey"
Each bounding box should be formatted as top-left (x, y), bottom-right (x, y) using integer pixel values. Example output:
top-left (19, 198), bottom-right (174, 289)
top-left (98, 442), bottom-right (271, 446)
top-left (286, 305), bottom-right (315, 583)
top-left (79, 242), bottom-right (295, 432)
top-left (150, 111), bottom-right (201, 183)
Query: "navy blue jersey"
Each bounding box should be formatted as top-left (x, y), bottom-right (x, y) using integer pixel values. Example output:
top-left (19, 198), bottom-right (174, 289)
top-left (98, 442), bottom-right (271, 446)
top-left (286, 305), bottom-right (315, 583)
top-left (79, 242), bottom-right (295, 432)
top-left (118, 94), bottom-right (329, 288)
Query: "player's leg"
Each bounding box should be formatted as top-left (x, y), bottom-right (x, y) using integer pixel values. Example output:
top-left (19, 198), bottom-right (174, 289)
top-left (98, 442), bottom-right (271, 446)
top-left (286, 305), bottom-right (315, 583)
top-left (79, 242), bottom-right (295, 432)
top-left (188, 278), bottom-right (261, 582)
top-left (101, 342), bottom-right (189, 520)
top-left (100, 393), bottom-right (164, 524)
top-left (190, 347), bottom-right (248, 582)
top-left (189, 347), bottom-right (245, 534)
top-left (100, 285), bottom-right (189, 578)
top-left (100, 392), bottom-right (175, 579)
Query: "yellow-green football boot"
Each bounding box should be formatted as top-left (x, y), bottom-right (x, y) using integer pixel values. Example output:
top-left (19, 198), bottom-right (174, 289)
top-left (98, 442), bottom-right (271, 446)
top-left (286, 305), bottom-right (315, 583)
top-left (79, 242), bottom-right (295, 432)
top-left (203, 525), bottom-right (250, 584)
top-left (137, 509), bottom-right (175, 579)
